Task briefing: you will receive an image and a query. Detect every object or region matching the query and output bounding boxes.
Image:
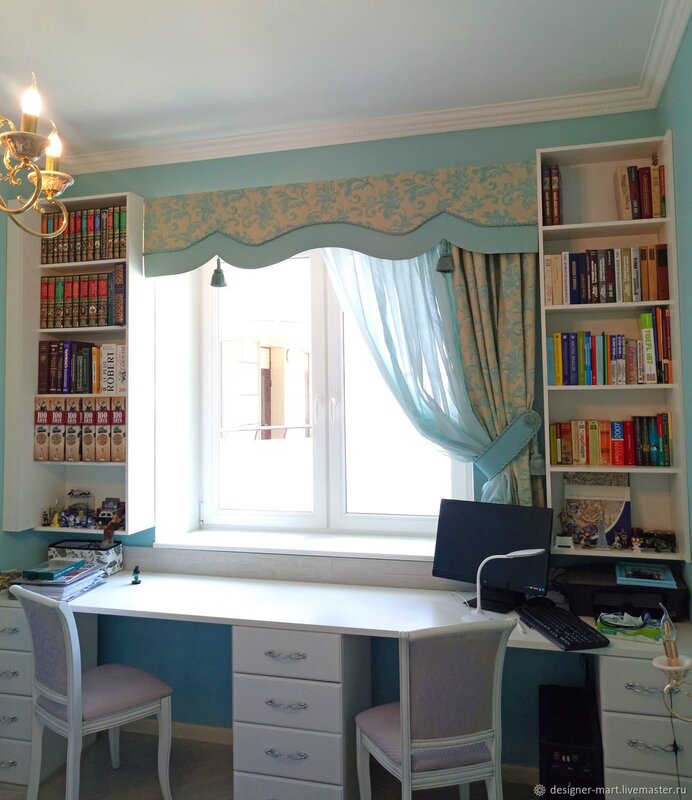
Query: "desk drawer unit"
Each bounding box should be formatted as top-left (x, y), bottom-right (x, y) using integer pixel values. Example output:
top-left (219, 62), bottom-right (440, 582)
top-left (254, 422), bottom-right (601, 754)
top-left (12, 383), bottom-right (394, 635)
top-left (599, 654), bottom-right (692, 789)
top-left (0, 608), bottom-right (32, 652)
top-left (232, 626), bottom-right (370, 800)
top-left (0, 737), bottom-right (31, 785)
top-left (605, 768), bottom-right (692, 795)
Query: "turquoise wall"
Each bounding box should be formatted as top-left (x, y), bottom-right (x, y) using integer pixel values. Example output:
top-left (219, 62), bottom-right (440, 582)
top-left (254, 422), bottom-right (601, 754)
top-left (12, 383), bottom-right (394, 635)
top-left (4, 42), bottom-right (692, 757)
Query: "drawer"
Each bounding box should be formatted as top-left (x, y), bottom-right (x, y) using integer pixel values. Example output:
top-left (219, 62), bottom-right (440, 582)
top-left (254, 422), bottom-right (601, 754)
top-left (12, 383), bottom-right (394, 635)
top-left (605, 767), bottom-right (692, 794)
top-left (0, 737), bottom-right (31, 785)
top-left (233, 674), bottom-right (342, 733)
top-left (600, 655), bottom-right (692, 718)
top-left (233, 627), bottom-right (341, 682)
top-left (234, 770), bottom-right (344, 800)
top-left (0, 652), bottom-right (32, 696)
top-left (602, 711), bottom-right (692, 777)
top-left (0, 694), bottom-right (32, 740)
top-left (233, 722), bottom-right (343, 784)
top-left (0, 607), bottom-right (31, 652)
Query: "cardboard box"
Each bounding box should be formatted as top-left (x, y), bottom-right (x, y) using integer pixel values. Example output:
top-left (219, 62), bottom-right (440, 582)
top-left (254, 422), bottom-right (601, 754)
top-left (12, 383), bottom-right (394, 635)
top-left (48, 539), bottom-right (123, 576)
top-left (34, 397), bottom-right (50, 461)
top-left (81, 397), bottom-right (96, 462)
top-left (95, 396), bottom-right (111, 462)
top-left (48, 397), bottom-right (66, 462)
top-left (111, 397), bottom-right (126, 462)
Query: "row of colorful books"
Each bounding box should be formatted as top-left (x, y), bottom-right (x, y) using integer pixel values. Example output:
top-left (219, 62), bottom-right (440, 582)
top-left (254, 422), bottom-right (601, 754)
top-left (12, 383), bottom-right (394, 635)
top-left (544, 245), bottom-right (669, 306)
top-left (547, 310), bottom-right (673, 386)
top-left (10, 558), bottom-right (105, 600)
top-left (41, 206), bottom-right (127, 264)
top-left (40, 264), bottom-right (126, 329)
top-left (541, 164), bottom-right (562, 226)
top-left (549, 414), bottom-right (672, 468)
top-left (613, 163), bottom-right (666, 221)
top-left (34, 395), bottom-right (126, 463)
top-left (37, 341), bottom-right (126, 395)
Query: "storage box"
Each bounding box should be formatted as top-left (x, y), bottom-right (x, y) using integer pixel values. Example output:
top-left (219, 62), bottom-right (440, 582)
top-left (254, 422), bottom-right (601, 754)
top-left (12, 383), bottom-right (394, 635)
top-left (48, 540), bottom-right (123, 576)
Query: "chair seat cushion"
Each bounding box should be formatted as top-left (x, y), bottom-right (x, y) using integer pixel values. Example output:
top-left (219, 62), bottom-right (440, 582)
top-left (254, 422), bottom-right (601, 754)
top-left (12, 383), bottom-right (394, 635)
top-left (39, 663), bottom-right (172, 722)
top-left (356, 702), bottom-right (491, 772)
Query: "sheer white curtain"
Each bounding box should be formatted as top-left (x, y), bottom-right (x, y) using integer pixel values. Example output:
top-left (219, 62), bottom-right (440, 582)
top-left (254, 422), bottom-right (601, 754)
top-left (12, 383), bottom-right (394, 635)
top-left (323, 246), bottom-right (512, 502)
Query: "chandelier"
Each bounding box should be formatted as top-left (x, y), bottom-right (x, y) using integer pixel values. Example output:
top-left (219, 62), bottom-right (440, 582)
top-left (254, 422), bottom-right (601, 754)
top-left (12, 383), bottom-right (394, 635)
top-left (0, 75), bottom-right (74, 239)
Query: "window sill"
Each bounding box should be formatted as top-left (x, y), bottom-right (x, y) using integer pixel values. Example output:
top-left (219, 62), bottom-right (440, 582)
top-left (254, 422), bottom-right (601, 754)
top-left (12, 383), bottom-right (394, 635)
top-left (154, 528), bottom-right (435, 561)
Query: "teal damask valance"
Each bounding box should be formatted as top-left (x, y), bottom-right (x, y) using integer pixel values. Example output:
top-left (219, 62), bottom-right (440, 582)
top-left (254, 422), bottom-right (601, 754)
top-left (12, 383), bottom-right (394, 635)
top-left (142, 162), bottom-right (538, 275)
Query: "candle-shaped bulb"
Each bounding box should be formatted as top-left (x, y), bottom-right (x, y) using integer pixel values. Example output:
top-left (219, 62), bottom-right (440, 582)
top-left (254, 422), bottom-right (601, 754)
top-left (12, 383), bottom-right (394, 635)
top-left (20, 74), bottom-right (41, 133)
top-left (45, 122), bottom-right (62, 172)
top-left (660, 603), bottom-right (681, 667)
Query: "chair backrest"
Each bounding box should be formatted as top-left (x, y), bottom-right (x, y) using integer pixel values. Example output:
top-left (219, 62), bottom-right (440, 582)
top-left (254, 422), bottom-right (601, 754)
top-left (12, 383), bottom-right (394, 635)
top-left (9, 586), bottom-right (82, 709)
top-left (401, 618), bottom-right (516, 746)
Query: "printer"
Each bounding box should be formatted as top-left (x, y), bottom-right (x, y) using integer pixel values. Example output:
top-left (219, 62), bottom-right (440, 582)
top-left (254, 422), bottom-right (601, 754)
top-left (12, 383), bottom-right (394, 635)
top-left (565, 564), bottom-right (689, 621)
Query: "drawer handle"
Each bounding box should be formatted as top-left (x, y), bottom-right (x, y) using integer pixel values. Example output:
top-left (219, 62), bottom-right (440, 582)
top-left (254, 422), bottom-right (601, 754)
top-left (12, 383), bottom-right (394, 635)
top-left (624, 681), bottom-right (679, 695)
top-left (264, 748), bottom-right (308, 761)
top-left (0, 627), bottom-right (19, 635)
top-left (265, 698), bottom-right (308, 711)
top-left (264, 650), bottom-right (307, 661)
top-left (627, 738), bottom-right (681, 753)
top-left (0, 715), bottom-right (18, 724)
top-left (0, 670), bottom-right (19, 679)
top-left (0, 760), bottom-right (17, 769)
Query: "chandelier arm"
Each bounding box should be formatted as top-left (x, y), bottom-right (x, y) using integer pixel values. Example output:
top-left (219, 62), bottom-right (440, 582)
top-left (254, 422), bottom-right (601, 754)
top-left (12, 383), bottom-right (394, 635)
top-left (0, 162), bottom-right (42, 215)
top-left (9, 200), bottom-right (67, 238)
top-left (662, 680), bottom-right (692, 723)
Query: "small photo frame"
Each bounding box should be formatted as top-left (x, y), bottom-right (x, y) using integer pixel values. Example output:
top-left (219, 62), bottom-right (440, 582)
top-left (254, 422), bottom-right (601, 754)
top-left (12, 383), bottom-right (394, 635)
top-left (615, 562), bottom-right (677, 589)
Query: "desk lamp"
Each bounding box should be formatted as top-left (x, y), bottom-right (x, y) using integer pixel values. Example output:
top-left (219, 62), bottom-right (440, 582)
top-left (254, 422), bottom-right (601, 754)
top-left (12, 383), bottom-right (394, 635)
top-left (466, 548), bottom-right (545, 618)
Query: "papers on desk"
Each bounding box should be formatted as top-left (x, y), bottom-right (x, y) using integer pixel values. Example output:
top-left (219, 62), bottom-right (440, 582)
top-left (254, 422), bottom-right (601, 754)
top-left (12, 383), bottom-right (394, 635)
top-left (11, 564), bottom-right (106, 601)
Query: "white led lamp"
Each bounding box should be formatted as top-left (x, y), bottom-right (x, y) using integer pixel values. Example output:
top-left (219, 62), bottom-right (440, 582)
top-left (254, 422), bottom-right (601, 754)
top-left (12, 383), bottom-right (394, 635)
top-left (465, 548), bottom-right (545, 619)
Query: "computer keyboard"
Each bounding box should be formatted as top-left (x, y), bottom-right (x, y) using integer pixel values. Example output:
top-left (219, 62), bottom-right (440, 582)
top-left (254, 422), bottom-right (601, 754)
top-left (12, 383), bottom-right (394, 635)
top-left (516, 603), bottom-right (610, 651)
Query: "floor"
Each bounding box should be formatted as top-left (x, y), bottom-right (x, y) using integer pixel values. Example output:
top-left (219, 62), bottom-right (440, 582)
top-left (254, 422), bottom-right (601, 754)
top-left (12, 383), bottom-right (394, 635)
top-left (0, 732), bottom-right (536, 799)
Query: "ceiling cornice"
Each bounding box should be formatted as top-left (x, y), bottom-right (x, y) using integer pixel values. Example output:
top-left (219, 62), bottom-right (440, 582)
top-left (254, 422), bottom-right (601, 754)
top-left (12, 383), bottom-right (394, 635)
top-left (66, 0), bottom-right (691, 177)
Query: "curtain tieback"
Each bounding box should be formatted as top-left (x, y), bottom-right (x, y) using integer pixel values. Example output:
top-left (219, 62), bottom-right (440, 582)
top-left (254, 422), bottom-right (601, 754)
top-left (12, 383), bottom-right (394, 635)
top-left (474, 410), bottom-right (542, 481)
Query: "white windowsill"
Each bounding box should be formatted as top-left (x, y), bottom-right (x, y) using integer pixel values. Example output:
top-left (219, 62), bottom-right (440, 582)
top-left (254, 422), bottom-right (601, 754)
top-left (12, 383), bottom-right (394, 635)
top-left (153, 528), bottom-right (436, 561)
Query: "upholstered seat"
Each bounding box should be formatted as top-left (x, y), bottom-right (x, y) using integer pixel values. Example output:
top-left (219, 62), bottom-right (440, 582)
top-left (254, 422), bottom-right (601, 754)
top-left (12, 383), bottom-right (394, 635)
top-left (355, 618), bottom-right (516, 800)
top-left (10, 584), bottom-right (174, 800)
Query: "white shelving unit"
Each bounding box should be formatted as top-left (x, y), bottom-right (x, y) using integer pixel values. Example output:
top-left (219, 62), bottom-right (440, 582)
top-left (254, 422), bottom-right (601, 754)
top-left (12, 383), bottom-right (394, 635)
top-left (536, 133), bottom-right (689, 561)
top-left (3, 193), bottom-right (155, 536)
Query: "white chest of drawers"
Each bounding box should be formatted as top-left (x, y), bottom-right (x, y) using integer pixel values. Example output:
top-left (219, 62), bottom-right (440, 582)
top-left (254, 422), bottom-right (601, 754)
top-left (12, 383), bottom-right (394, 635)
top-left (599, 654), bottom-right (692, 793)
top-left (0, 594), bottom-right (96, 789)
top-left (232, 625), bottom-right (370, 800)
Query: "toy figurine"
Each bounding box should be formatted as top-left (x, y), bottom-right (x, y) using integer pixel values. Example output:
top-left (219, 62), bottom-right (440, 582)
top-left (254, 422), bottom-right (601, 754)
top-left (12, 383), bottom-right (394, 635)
top-left (131, 565), bottom-right (141, 585)
top-left (101, 511), bottom-right (124, 546)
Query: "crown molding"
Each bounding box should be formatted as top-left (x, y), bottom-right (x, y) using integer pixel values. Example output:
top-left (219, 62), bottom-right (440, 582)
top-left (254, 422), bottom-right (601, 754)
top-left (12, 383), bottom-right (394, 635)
top-left (66, 0), bottom-right (691, 176)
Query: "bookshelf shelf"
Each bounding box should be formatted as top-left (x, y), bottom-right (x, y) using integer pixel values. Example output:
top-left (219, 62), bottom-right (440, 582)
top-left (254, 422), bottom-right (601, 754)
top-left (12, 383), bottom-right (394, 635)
top-left (3, 193), bottom-right (155, 536)
top-left (537, 132), bottom-right (689, 561)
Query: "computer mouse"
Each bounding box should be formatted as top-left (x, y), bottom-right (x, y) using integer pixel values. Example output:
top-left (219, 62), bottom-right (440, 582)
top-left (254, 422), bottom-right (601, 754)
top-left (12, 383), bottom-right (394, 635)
top-left (523, 595), bottom-right (555, 607)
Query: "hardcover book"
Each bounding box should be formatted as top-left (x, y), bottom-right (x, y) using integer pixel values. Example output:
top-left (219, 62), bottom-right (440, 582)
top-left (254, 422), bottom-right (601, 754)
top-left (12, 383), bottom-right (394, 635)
top-left (22, 558), bottom-right (85, 581)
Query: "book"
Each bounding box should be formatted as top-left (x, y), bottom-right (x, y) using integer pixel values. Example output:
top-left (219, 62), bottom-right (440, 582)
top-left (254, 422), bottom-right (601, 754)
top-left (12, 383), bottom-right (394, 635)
top-left (639, 312), bottom-right (657, 383)
top-left (112, 262), bottom-right (126, 326)
top-left (615, 562), bottom-right (676, 590)
top-left (101, 344), bottom-right (117, 393)
top-left (613, 166), bottom-right (632, 220)
top-left (542, 165), bottom-right (552, 225)
top-left (627, 166), bottom-right (641, 219)
top-left (560, 473), bottom-right (631, 549)
top-left (550, 165), bottom-right (562, 225)
top-left (639, 246), bottom-right (649, 301)
top-left (22, 558), bottom-right (85, 581)
top-left (655, 243), bottom-right (669, 301)
top-left (650, 164), bottom-right (661, 217)
top-left (638, 166), bottom-right (652, 218)
top-left (647, 245), bottom-right (658, 301)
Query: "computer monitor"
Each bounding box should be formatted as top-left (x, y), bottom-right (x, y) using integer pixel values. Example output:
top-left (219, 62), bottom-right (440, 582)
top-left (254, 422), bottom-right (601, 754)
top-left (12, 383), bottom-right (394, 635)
top-left (432, 498), bottom-right (553, 612)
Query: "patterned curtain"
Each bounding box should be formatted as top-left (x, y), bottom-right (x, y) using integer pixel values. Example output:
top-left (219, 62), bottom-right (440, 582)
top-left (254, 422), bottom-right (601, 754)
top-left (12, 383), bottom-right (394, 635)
top-left (450, 247), bottom-right (538, 505)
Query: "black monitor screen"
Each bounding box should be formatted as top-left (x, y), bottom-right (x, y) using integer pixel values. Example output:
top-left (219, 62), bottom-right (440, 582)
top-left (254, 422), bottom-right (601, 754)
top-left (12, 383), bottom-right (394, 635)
top-left (432, 499), bottom-right (553, 611)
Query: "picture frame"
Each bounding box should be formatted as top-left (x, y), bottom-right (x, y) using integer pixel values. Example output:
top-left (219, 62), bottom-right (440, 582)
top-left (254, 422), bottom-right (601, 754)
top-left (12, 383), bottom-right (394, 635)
top-left (615, 562), bottom-right (677, 589)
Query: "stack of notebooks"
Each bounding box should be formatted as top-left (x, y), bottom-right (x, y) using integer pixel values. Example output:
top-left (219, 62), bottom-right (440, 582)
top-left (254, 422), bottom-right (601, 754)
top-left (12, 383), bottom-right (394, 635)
top-left (12, 558), bottom-right (106, 601)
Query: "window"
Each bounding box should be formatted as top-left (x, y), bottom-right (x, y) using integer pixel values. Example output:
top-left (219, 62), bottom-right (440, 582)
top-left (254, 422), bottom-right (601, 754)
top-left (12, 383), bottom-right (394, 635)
top-left (155, 252), bottom-right (471, 538)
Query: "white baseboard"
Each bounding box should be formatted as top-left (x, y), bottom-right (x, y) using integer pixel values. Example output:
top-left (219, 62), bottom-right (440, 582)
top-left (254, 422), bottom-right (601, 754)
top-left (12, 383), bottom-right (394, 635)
top-left (124, 719), bottom-right (232, 745)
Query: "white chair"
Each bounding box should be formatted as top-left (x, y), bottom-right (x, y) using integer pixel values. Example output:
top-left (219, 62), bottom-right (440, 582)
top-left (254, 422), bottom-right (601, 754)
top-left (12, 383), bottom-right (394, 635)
top-left (10, 584), bottom-right (174, 800)
top-left (355, 618), bottom-right (516, 800)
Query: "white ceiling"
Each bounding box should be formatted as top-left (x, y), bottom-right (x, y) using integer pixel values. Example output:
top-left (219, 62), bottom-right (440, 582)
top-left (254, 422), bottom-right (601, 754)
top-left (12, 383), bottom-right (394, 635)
top-left (1, 0), bottom-right (690, 174)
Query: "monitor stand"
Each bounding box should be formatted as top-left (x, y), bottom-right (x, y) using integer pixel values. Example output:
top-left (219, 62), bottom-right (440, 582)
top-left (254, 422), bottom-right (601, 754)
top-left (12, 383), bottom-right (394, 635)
top-left (468, 586), bottom-right (526, 614)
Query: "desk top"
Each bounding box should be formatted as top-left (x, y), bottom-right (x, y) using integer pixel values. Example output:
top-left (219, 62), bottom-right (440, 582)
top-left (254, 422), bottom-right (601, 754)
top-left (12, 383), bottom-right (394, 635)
top-left (66, 571), bottom-right (689, 659)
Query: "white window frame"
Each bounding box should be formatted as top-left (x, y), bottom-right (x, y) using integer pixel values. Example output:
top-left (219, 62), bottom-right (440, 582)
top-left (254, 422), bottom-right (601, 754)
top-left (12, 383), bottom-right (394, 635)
top-left (197, 251), bottom-right (472, 535)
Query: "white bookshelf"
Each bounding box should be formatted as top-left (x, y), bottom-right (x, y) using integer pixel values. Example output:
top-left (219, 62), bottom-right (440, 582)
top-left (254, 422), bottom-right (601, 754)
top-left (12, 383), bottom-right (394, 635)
top-left (3, 193), bottom-right (155, 535)
top-left (536, 132), bottom-right (689, 561)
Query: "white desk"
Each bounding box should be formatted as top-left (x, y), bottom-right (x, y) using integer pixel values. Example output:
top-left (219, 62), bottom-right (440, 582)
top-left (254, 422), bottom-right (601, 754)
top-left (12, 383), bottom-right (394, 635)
top-left (69, 572), bottom-right (692, 797)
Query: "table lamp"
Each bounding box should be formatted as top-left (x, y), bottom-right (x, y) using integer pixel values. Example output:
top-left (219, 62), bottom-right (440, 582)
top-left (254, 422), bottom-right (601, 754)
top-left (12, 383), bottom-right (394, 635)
top-left (466, 548), bottom-right (546, 618)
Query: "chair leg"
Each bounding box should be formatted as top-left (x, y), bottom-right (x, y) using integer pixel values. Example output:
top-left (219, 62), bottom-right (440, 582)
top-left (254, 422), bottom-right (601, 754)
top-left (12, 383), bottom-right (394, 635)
top-left (65, 730), bottom-right (83, 800)
top-left (486, 775), bottom-right (501, 800)
top-left (26, 713), bottom-right (44, 800)
top-left (109, 726), bottom-right (121, 769)
top-left (157, 696), bottom-right (173, 800)
top-left (356, 728), bottom-right (372, 800)
top-left (458, 783), bottom-right (471, 800)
